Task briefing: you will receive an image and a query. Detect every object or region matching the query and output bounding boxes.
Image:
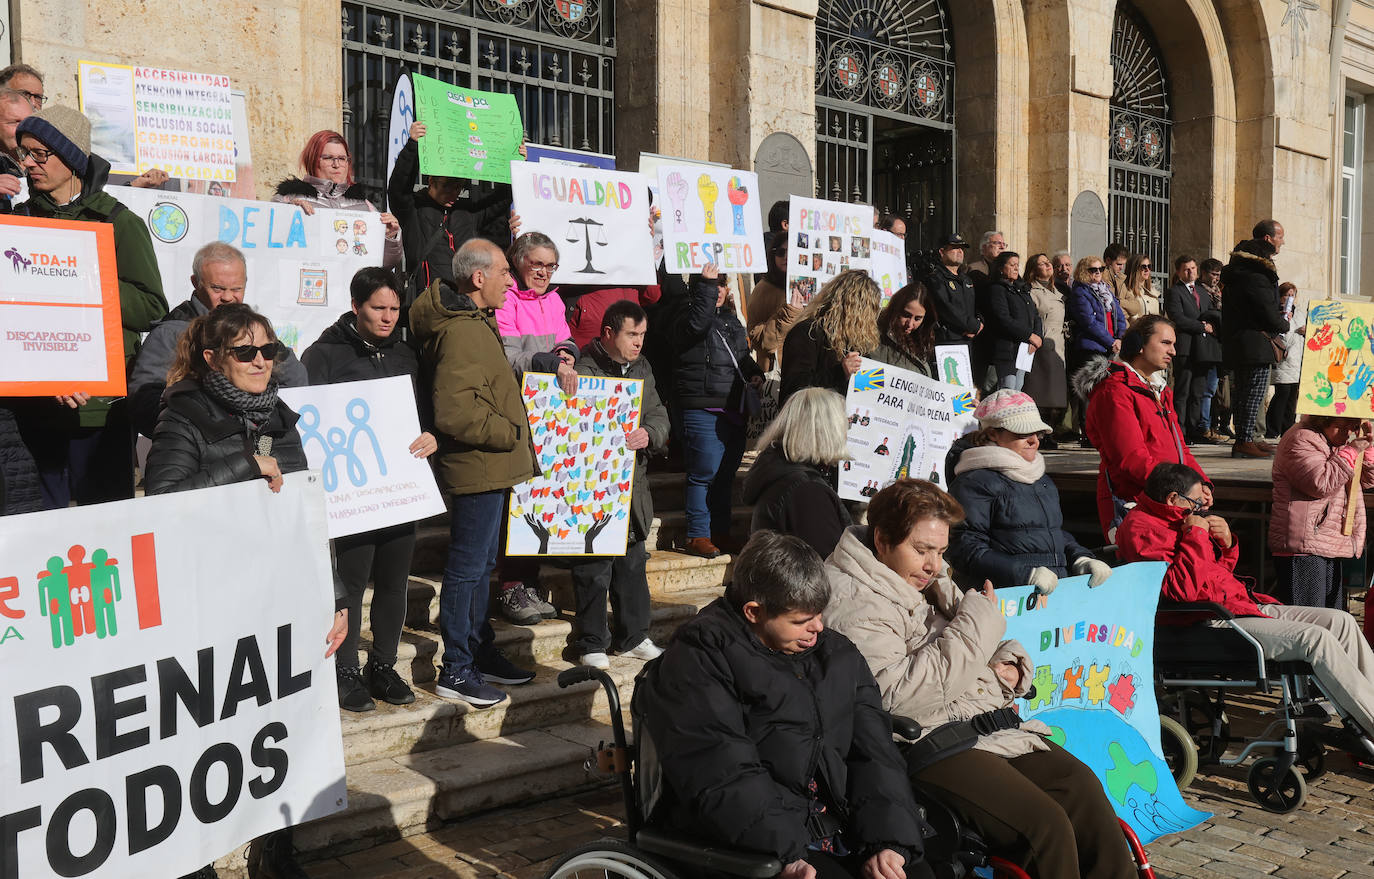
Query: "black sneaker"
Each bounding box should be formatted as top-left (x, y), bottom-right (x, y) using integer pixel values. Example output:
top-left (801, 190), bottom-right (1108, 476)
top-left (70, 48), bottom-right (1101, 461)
top-left (435, 666), bottom-right (507, 707)
top-left (363, 659), bottom-right (416, 705)
top-left (335, 665), bottom-right (376, 712)
top-left (479, 648), bottom-right (535, 685)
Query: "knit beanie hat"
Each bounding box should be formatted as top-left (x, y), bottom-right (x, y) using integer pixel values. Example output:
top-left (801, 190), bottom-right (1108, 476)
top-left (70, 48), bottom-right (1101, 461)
top-left (974, 389), bottom-right (1052, 435)
top-left (16, 105), bottom-right (91, 176)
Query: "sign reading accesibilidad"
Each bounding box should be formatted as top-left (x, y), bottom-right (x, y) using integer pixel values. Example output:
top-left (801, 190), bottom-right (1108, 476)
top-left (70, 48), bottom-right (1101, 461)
top-left (411, 73), bottom-right (524, 184)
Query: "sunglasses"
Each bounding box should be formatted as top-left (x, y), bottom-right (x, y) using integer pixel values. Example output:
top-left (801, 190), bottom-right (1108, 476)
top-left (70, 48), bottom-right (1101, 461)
top-left (1088, 266), bottom-right (1104, 273)
top-left (225, 342), bottom-right (285, 363)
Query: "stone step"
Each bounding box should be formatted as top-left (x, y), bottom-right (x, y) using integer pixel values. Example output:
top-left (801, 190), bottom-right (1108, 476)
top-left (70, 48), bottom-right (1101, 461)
top-left (650, 506), bottom-right (754, 553)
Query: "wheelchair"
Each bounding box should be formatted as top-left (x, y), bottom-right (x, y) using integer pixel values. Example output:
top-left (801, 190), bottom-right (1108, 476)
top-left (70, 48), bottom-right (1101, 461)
top-left (545, 667), bottom-right (1154, 879)
top-left (1154, 601), bottom-right (1374, 814)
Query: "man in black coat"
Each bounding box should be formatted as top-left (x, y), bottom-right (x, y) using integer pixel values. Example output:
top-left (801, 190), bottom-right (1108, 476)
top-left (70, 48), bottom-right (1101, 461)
top-left (1164, 255), bottom-right (1214, 444)
top-left (1221, 220), bottom-right (1289, 459)
top-left (927, 233), bottom-right (982, 348)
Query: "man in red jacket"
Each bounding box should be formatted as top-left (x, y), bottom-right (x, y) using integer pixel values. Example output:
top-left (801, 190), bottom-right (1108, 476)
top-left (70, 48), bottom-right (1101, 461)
top-left (1118, 462), bottom-right (1374, 742)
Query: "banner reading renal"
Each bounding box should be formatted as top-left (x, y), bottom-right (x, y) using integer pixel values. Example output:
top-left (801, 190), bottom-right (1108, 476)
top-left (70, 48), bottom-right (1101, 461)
top-left (785, 196), bottom-right (873, 307)
top-left (657, 164), bottom-right (765, 274)
top-left (0, 477), bottom-right (345, 879)
top-left (509, 162), bottom-right (657, 285)
top-left (0, 215), bottom-right (127, 396)
top-left (507, 373), bottom-right (644, 557)
top-left (999, 563), bottom-right (1210, 845)
top-left (1297, 299), bottom-right (1374, 419)
top-left (411, 74), bottom-right (525, 184)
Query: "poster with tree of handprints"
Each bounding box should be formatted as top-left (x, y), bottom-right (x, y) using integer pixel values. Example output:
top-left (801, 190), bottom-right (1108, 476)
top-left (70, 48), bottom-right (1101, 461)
top-left (1297, 299), bottom-right (1374, 419)
top-left (506, 373), bottom-right (644, 556)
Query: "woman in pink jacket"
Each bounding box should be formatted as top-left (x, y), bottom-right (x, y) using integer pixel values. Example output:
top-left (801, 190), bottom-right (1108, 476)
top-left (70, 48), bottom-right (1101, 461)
top-left (1270, 416), bottom-right (1374, 608)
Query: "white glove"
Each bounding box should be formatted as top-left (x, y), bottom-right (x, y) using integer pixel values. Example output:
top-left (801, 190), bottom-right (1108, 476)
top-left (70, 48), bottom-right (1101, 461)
top-left (1072, 556), bottom-right (1113, 587)
top-left (1027, 566), bottom-right (1058, 595)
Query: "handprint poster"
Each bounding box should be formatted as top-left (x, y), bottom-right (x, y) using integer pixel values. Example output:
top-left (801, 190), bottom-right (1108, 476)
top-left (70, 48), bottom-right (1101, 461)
top-left (506, 373), bottom-right (645, 556)
top-left (1297, 299), bottom-right (1374, 418)
top-left (656, 164), bottom-right (765, 275)
top-left (785, 196), bottom-right (873, 307)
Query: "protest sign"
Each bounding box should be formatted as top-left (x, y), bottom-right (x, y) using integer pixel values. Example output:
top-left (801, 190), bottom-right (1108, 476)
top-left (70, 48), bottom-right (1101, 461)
top-left (507, 373), bottom-right (644, 556)
top-left (0, 476), bottom-right (346, 879)
top-left (1297, 299), bottom-right (1371, 418)
top-left (185, 91), bottom-right (256, 199)
top-left (385, 73), bottom-right (415, 209)
top-left (656, 164), bottom-right (764, 275)
top-left (999, 563), bottom-right (1210, 844)
top-left (840, 356), bottom-right (977, 500)
top-left (280, 376), bottom-right (446, 538)
top-left (869, 228), bottom-right (908, 306)
top-left (79, 60), bottom-right (236, 181)
top-left (932, 344), bottom-right (975, 388)
top-left (0, 215), bottom-right (126, 396)
top-left (110, 185), bottom-right (384, 352)
top-left (510, 163), bottom-right (655, 285)
top-left (411, 74), bottom-right (524, 184)
top-left (527, 144), bottom-right (616, 169)
top-left (785, 196), bottom-right (873, 307)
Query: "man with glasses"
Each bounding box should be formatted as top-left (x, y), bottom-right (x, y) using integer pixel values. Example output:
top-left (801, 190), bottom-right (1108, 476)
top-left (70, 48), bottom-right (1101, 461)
top-left (0, 63), bottom-right (45, 110)
top-left (127, 242), bottom-right (309, 437)
top-left (0, 88), bottom-right (32, 212)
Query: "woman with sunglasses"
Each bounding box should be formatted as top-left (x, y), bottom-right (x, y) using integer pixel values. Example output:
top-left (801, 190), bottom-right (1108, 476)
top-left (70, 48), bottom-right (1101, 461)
top-left (1117, 253), bottom-right (1161, 322)
top-left (274, 129), bottom-right (402, 269)
top-left (1065, 257), bottom-right (1127, 442)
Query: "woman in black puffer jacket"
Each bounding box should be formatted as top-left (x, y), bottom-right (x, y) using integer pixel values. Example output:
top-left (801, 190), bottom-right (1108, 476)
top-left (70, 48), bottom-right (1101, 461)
top-left (670, 264), bottom-right (763, 559)
top-left (301, 267), bottom-right (437, 713)
top-left (983, 252), bottom-right (1043, 391)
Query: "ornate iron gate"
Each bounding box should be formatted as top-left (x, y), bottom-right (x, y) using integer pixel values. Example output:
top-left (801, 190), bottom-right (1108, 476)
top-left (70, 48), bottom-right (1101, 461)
top-left (341, 0), bottom-right (616, 198)
top-left (814, 0), bottom-right (955, 251)
top-left (1108, 1), bottom-right (1171, 275)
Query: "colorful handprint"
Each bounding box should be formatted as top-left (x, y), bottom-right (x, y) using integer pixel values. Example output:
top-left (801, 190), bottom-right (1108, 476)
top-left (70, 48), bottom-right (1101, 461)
top-left (727, 176), bottom-right (750, 235)
top-left (1351, 363), bottom-right (1374, 401)
top-left (697, 174), bottom-right (720, 234)
top-left (665, 171), bottom-right (688, 233)
top-left (1308, 323), bottom-right (1335, 351)
top-left (1307, 373), bottom-right (1334, 407)
top-left (1342, 317), bottom-right (1369, 351)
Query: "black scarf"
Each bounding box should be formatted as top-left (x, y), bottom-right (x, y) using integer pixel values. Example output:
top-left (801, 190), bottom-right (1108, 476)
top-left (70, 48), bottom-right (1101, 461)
top-left (202, 370), bottom-right (280, 427)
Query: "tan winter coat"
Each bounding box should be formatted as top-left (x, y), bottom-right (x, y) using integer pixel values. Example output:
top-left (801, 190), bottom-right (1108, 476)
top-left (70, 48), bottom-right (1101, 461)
top-left (824, 527), bottom-right (1051, 758)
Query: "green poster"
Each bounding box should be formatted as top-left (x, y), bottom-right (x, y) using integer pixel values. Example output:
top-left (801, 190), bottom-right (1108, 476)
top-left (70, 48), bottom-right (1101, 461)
top-left (411, 73), bottom-right (524, 184)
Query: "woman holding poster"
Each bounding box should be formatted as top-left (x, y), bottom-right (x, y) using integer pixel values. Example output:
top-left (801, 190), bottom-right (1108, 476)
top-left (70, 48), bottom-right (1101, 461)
top-left (871, 281), bottom-right (936, 377)
top-left (302, 267), bottom-right (438, 712)
top-left (779, 270), bottom-right (881, 405)
top-left (983, 252), bottom-right (1043, 392)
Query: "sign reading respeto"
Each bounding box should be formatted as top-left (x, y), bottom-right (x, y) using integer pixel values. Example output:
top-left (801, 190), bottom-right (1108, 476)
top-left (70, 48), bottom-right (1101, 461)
top-left (656, 164), bottom-right (765, 275)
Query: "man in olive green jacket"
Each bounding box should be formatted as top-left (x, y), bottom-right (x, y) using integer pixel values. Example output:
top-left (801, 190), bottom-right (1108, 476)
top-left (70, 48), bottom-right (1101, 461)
top-left (410, 239), bottom-right (537, 707)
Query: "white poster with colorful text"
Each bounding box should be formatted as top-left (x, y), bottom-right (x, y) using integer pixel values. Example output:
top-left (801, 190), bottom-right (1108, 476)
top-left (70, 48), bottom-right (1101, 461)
top-left (280, 376), bottom-right (446, 538)
top-left (656, 165), bottom-right (764, 275)
top-left (110, 186), bottom-right (385, 352)
top-left (870, 228), bottom-right (909, 306)
top-left (0, 476), bottom-right (345, 879)
top-left (510, 163), bottom-right (655, 285)
top-left (785, 196), bottom-right (873, 307)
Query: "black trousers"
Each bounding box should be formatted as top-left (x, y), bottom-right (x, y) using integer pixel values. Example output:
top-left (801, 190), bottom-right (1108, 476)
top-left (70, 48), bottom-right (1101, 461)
top-left (1171, 356), bottom-right (1208, 438)
top-left (335, 521), bottom-right (418, 669)
top-left (569, 538), bottom-right (652, 654)
top-left (1267, 383), bottom-right (1299, 438)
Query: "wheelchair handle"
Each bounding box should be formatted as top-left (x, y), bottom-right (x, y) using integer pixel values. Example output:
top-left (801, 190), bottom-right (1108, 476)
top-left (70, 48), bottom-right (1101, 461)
top-left (558, 667), bottom-right (603, 689)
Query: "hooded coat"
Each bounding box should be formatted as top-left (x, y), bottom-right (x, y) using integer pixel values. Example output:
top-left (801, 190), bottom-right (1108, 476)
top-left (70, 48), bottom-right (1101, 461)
top-left (274, 175), bottom-right (402, 269)
top-left (1220, 242), bottom-right (1288, 368)
top-left (672, 275), bottom-right (762, 409)
top-left (823, 528), bottom-right (1051, 759)
top-left (632, 597), bottom-right (927, 866)
top-left (1269, 425), bottom-right (1374, 559)
top-left (409, 279), bottom-right (536, 495)
top-left (494, 282), bottom-right (579, 377)
top-left (741, 446), bottom-right (851, 558)
top-left (300, 309), bottom-right (422, 386)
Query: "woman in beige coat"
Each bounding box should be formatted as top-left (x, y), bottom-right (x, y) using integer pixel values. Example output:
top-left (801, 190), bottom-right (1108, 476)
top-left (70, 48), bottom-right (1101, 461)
top-left (823, 479), bottom-right (1135, 879)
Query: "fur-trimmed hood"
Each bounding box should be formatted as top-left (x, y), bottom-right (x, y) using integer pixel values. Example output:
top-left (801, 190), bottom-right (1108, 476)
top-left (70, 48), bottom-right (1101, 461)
top-left (1070, 353), bottom-right (1115, 402)
top-left (1226, 243), bottom-right (1278, 281)
top-left (274, 175), bottom-right (371, 202)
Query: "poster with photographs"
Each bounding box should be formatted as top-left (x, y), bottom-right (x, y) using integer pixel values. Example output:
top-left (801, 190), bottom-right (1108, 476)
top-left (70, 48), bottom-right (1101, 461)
top-left (785, 196), bottom-right (873, 307)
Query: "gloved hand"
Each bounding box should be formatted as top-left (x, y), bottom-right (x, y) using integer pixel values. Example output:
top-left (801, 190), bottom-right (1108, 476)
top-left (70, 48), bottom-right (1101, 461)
top-left (727, 176), bottom-right (750, 235)
top-left (697, 174), bottom-right (720, 234)
top-left (666, 171), bottom-right (688, 232)
top-left (1072, 556), bottom-right (1113, 587)
top-left (1027, 566), bottom-right (1058, 595)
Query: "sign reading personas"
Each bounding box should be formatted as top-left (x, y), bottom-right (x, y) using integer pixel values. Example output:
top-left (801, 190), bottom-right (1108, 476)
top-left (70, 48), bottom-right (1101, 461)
top-left (0, 215), bottom-right (127, 396)
top-left (411, 74), bottom-right (524, 184)
top-left (1297, 299), bottom-right (1369, 418)
top-left (78, 60), bottom-right (236, 181)
top-left (999, 564), bottom-right (1211, 844)
top-left (509, 163), bottom-right (656, 285)
top-left (110, 185), bottom-right (384, 353)
top-left (279, 376), bottom-right (446, 538)
top-left (0, 476), bottom-right (346, 878)
top-left (507, 373), bottom-right (644, 557)
top-left (656, 164), bottom-right (765, 275)
top-left (785, 196), bottom-right (873, 307)
top-left (840, 357), bottom-right (978, 501)
top-left (870, 229), bottom-right (909, 306)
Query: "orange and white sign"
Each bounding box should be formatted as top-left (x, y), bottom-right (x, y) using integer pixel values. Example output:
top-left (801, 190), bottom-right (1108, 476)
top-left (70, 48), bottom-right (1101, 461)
top-left (0, 215), bottom-right (126, 396)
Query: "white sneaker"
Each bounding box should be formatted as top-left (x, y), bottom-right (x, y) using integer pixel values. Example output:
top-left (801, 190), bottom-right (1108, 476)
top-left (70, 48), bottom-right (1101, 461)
top-left (621, 639), bottom-right (663, 661)
top-left (580, 652), bottom-right (610, 669)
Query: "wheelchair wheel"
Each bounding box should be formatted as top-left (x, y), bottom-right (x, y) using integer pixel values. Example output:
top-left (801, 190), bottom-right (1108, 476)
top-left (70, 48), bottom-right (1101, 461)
top-left (1161, 690), bottom-right (1229, 764)
top-left (1247, 757), bottom-right (1307, 814)
top-left (1159, 715), bottom-right (1199, 790)
top-left (546, 839), bottom-right (680, 879)
top-left (1296, 738), bottom-right (1327, 781)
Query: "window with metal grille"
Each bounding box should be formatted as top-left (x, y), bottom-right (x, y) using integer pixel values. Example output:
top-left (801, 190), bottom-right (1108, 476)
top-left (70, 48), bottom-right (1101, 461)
top-left (341, 0), bottom-right (615, 199)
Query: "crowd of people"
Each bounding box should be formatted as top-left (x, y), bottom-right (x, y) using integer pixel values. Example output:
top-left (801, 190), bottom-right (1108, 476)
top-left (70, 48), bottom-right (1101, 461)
top-left (6, 57), bottom-right (1374, 879)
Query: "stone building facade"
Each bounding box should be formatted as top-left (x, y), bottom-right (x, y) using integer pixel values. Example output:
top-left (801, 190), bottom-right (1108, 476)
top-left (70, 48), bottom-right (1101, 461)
top-left (8, 0), bottom-right (1374, 297)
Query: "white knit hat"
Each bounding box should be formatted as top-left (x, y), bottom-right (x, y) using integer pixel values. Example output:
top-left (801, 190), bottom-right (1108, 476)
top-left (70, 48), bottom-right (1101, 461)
top-left (974, 389), bottom-right (1052, 435)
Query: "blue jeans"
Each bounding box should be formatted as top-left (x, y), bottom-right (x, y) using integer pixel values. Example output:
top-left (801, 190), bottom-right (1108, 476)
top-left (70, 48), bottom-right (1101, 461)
top-left (681, 408), bottom-right (746, 540)
top-left (439, 490), bottom-right (504, 674)
top-left (1199, 366), bottom-right (1218, 429)
top-left (998, 370), bottom-right (1026, 391)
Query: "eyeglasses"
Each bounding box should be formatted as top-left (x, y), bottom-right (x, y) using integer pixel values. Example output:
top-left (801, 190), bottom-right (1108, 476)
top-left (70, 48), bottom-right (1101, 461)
top-left (318, 155), bottom-right (351, 165)
top-left (17, 90), bottom-right (45, 107)
top-left (527, 261), bottom-right (560, 275)
top-left (1180, 493), bottom-right (1208, 512)
top-left (224, 342), bottom-right (285, 363)
top-left (16, 146), bottom-right (54, 165)
top-left (1088, 266), bottom-right (1104, 273)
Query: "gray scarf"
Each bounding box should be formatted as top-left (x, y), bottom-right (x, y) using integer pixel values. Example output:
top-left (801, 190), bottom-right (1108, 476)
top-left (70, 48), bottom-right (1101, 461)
top-left (202, 370), bottom-right (280, 426)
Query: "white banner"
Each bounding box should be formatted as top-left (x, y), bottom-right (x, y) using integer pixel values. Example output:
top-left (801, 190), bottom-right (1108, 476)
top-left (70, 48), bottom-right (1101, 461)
top-left (280, 376), bottom-right (446, 538)
top-left (869, 229), bottom-right (908, 306)
top-left (656, 164), bottom-right (764, 275)
top-left (840, 357), bottom-right (979, 501)
top-left (785, 196), bottom-right (873, 308)
top-left (110, 185), bottom-right (385, 353)
top-left (0, 476), bottom-right (345, 879)
top-left (509, 163), bottom-right (656, 285)
top-left (932, 344), bottom-right (975, 389)
top-left (385, 73), bottom-right (414, 209)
